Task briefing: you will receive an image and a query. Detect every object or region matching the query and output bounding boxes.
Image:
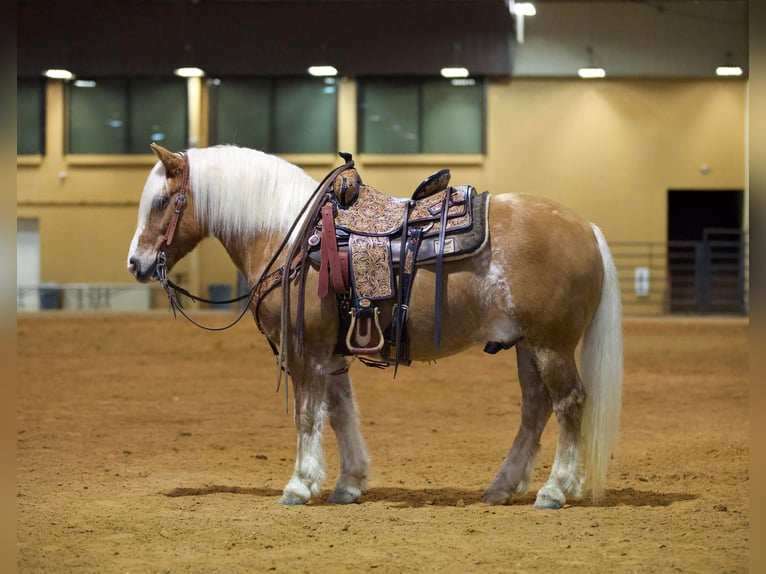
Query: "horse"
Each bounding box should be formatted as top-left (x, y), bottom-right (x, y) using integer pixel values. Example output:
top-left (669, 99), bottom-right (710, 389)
top-left (127, 143), bottom-right (623, 509)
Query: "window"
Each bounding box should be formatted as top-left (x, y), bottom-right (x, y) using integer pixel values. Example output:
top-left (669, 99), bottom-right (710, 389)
top-left (18, 79), bottom-right (45, 155)
top-left (359, 78), bottom-right (485, 154)
top-left (209, 77), bottom-right (336, 154)
top-left (68, 78), bottom-right (187, 154)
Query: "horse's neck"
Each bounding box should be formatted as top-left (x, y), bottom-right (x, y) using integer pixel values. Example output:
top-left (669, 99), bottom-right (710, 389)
top-left (190, 147), bottom-right (317, 285)
top-left (206, 184), bottom-right (314, 288)
top-left (217, 230), bottom-right (292, 288)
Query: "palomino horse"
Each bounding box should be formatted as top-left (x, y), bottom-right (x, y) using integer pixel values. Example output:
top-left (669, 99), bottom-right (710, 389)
top-left (128, 144), bottom-right (623, 509)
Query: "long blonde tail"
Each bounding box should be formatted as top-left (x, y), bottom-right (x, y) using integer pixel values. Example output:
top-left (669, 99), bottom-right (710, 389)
top-left (580, 224), bottom-right (623, 502)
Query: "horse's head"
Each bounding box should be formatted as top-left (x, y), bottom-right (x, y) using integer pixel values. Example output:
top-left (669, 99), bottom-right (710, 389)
top-left (127, 143), bottom-right (206, 282)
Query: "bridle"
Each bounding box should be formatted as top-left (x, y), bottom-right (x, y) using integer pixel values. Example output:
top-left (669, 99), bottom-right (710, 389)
top-left (154, 155), bottom-right (262, 332)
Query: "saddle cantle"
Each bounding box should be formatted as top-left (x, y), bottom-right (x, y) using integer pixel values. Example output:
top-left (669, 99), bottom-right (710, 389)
top-left (305, 154), bottom-right (490, 370)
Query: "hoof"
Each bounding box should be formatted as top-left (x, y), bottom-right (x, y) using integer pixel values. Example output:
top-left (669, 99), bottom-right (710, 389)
top-left (534, 486), bottom-right (565, 509)
top-left (482, 488), bottom-right (512, 506)
top-left (326, 489), bottom-right (361, 505)
top-left (533, 497), bottom-right (563, 510)
top-left (279, 482), bottom-right (312, 505)
top-left (279, 477), bottom-right (316, 505)
top-left (279, 493), bottom-right (309, 505)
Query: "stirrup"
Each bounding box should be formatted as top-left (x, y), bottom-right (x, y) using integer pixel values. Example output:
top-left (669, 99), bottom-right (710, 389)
top-left (345, 306), bottom-right (385, 356)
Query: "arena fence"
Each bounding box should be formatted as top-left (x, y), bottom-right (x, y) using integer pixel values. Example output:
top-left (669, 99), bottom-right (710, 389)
top-left (612, 229), bottom-right (748, 316)
top-left (18, 231), bottom-right (749, 316)
top-left (17, 283), bottom-right (156, 312)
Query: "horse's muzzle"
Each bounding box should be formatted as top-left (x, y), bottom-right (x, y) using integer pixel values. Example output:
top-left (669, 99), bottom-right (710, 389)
top-left (128, 257), bottom-right (158, 283)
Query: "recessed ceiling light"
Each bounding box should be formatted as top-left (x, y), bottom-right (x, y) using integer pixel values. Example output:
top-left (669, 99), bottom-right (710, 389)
top-left (715, 66), bottom-right (743, 77)
top-left (512, 2), bottom-right (537, 16)
top-left (174, 67), bottom-right (205, 78)
top-left (308, 65), bottom-right (338, 77)
top-left (43, 69), bottom-right (74, 80)
top-left (578, 67), bottom-right (606, 79)
top-left (440, 67), bottom-right (470, 78)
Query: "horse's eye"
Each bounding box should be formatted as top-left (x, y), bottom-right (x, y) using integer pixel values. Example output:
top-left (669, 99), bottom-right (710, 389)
top-left (155, 196), bottom-right (170, 210)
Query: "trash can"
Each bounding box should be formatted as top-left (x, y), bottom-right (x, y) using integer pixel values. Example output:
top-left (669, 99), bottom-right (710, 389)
top-left (39, 283), bottom-right (61, 310)
top-left (208, 283), bottom-right (232, 310)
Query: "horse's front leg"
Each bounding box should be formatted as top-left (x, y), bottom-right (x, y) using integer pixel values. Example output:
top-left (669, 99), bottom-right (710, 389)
top-left (280, 366), bottom-right (329, 506)
top-left (325, 367), bottom-right (370, 504)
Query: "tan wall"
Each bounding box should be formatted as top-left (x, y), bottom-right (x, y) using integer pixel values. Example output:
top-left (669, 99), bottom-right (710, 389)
top-left (17, 77), bottom-right (746, 310)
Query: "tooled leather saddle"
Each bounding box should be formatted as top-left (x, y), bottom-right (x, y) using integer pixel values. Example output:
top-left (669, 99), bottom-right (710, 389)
top-left (296, 153), bottom-right (490, 370)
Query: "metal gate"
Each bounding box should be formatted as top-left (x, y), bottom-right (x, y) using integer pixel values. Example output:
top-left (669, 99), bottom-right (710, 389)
top-left (612, 229), bottom-right (748, 316)
top-left (668, 228), bottom-right (747, 314)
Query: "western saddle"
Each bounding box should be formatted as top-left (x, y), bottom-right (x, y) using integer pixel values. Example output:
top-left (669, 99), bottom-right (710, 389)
top-left (294, 153), bottom-right (490, 370)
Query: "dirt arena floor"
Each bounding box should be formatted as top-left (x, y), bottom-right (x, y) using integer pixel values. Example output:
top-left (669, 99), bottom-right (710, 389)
top-left (17, 312), bottom-right (748, 573)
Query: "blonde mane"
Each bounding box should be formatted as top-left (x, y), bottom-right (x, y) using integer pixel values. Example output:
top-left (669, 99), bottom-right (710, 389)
top-left (182, 145), bottom-right (318, 241)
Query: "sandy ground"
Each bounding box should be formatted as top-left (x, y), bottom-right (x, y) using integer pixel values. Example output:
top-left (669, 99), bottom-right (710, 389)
top-left (17, 313), bottom-right (748, 573)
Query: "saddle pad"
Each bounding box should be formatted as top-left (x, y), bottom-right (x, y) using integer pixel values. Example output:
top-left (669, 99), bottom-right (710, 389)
top-left (391, 190), bottom-right (491, 265)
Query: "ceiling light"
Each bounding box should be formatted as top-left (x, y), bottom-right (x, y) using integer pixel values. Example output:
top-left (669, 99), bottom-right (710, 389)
top-left (512, 2), bottom-right (536, 17)
top-left (73, 80), bottom-right (96, 88)
top-left (715, 66), bottom-right (743, 77)
top-left (43, 69), bottom-right (74, 80)
top-left (174, 67), bottom-right (205, 78)
top-left (578, 67), bottom-right (606, 79)
top-left (308, 65), bottom-right (338, 77)
top-left (440, 67), bottom-right (469, 78)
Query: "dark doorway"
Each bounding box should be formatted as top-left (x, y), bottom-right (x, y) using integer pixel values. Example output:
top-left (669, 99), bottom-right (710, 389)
top-left (667, 190), bottom-right (746, 314)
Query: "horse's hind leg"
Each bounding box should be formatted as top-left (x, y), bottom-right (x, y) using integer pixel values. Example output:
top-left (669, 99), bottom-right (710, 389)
top-left (325, 370), bottom-right (371, 504)
top-left (533, 347), bottom-right (586, 509)
top-left (483, 345), bottom-right (552, 505)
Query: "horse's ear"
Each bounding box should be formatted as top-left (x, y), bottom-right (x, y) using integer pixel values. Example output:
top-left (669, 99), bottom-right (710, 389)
top-left (150, 142), bottom-right (184, 177)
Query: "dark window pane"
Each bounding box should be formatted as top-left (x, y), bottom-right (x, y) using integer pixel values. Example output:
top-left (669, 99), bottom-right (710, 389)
top-left (17, 79), bottom-right (45, 155)
top-left (213, 78), bottom-right (271, 149)
top-left (273, 78), bottom-right (336, 153)
top-left (69, 78), bottom-right (187, 154)
top-left (422, 79), bottom-right (483, 153)
top-left (211, 77), bottom-right (335, 153)
top-left (360, 81), bottom-right (419, 153)
top-left (128, 79), bottom-right (187, 153)
top-left (69, 79), bottom-right (127, 154)
top-left (359, 78), bottom-right (484, 154)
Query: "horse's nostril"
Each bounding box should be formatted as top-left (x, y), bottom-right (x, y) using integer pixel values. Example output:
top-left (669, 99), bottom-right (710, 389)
top-left (128, 257), bottom-right (139, 275)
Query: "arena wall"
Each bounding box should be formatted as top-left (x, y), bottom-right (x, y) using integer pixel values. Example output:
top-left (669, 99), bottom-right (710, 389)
top-left (17, 78), bottom-right (746, 309)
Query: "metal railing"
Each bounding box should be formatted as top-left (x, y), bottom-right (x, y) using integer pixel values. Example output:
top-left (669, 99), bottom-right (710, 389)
top-left (611, 229), bottom-right (748, 316)
top-left (17, 283), bottom-right (158, 312)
